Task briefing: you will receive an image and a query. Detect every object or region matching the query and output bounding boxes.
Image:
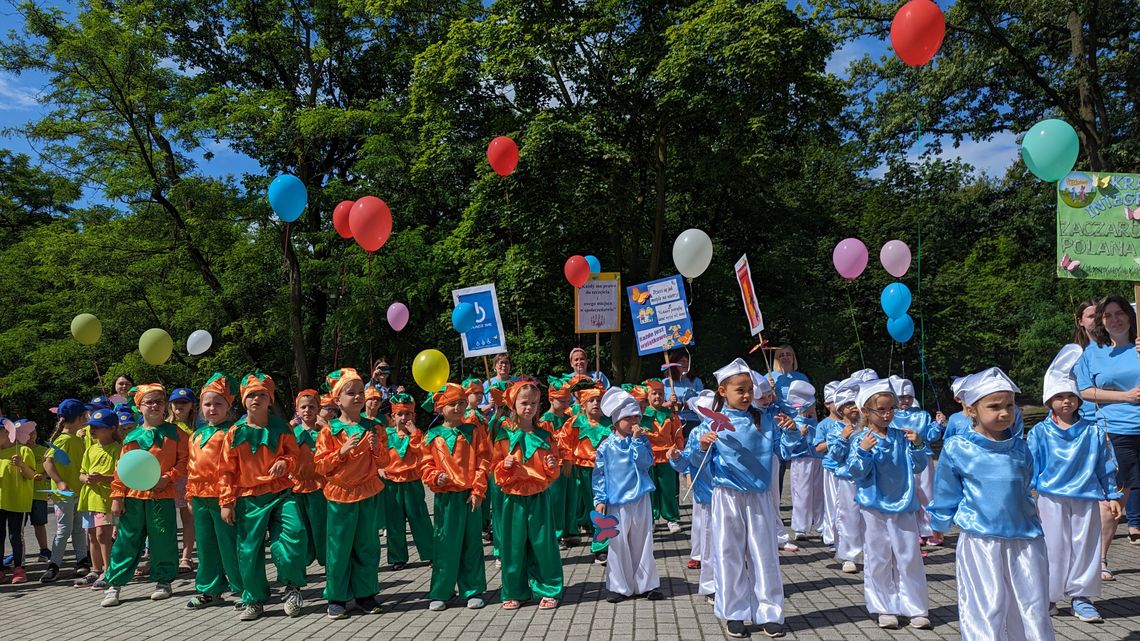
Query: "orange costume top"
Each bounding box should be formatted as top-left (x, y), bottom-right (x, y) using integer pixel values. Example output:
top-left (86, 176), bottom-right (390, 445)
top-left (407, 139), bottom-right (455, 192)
top-left (111, 423), bottom-right (189, 501)
top-left (383, 427), bottom-right (426, 483)
top-left (491, 420), bottom-right (562, 496)
top-left (291, 424), bottom-right (324, 494)
top-left (559, 413), bottom-right (612, 468)
top-left (420, 421), bottom-right (490, 500)
top-left (185, 421), bottom-right (233, 499)
top-left (642, 406), bottom-right (685, 464)
top-left (218, 415), bottom-right (299, 507)
top-left (314, 417), bottom-right (387, 503)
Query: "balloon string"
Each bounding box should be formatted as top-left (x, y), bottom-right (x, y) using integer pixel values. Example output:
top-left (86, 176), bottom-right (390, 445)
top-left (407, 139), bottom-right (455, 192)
top-left (367, 252), bottom-right (375, 369)
top-left (844, 282), bottom-right (866, 369)
top-left (92, 360), bottom-right (110, 399)
top-left (331, 257), bottom-right (348, 369)
top-left (916, 224), bottom-right (941, 413)
top-left (888, 341), bottom-right (894, 376)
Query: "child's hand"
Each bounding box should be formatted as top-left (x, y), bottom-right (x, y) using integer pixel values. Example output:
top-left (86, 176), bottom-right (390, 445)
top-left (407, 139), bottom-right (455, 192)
top-left (903, 429), bottom-right (923, 448)
top-left (112, 498), bottom-right (125, 517)
top-left (289, 417), bottom-right (300, 427)
top-left (667, 446), bottom-right (682, 460)
top-left (436, 472), bottom-right (451, 487)
top-left (595, 502), bottom-right (605, 514)
top-left (369, 430), bottom-right (380, 451)
top-left (340, 433), bottom-right (362, 456)
top-left (79, 472), bottom-right (90, 484)
top-left (268, 460), bottom-right (288, 478)
top-left (503, 454), bottom-right (518, 469)
top-left (468, 494), bottom-right (483, 511)
top-left (543, 454), bottom-right (558, 469)
top-left (840, 424), bottom-right (855, 439)
top-left (56, 481), bottom-right (69, 493)
top-left (632, 425), bottom-right (645, 439)
top-left (798, 425), bottom-right (808, 436)
top-left (1103, 499), bottom-right (1123, 520)
top-left (776, 414), bottom-right (796, 430)
top-left (669, 393), bottom-right (679, 406)
top-left (153, 476), bottom-right (171, 491)
top-left (316, 416), bottom-right (329, 429)
top-left (699, 432), bottom-right (718, 451)
top-left (10, 455), bottom-right (21, 467)
top-left (934, 411), bottom-right (947, 425)
top-left (377, 469), bottom-right (388, 480)
top-left (860, 432), bottom-right (878, 451)
top-left (221, 505), bottom-right (236, 525)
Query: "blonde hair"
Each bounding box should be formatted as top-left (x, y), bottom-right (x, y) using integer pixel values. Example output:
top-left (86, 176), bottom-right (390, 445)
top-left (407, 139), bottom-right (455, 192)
top-left (772, 345), bottom-right (798, 374)
top-left (858, 392), bottom-right (895, 430)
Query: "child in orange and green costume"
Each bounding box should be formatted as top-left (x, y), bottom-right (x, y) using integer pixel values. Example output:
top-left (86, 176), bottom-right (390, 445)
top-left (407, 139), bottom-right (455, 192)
top-left (560, 380), bottom-right (611, 561)
top-left (642, 379), bottom-right (685, 531)
top-left (539, 375), bottom-right (575, 544)
top-left (291, 389), bottom-right (326, 568)
top-left (380, 392), bottom-right (434, 569)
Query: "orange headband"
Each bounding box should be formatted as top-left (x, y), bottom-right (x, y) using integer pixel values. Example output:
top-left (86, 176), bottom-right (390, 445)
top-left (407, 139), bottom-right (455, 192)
top-left (240, 372), bottom-right (275, 404)
top-left (199, 374), bottom-right (236, 405)
top-left (326, 368), bottom-right (363, 399)
top-left (134, 383), bottom-right (166, 408)
top-left (643, 379), bottom-right (665, 392)
top-left (319, 393), bottom-right (336, 408)
top-left (295, 388), bottom-right (319, 409)
top-left (574, 385), bottom-right (605, 405)
top-left (365, 387), bottom-right (382, 402)
top-left (432, 383), bottom-right (466, 410)
top-left (505, 380), bottom-right (540, 410)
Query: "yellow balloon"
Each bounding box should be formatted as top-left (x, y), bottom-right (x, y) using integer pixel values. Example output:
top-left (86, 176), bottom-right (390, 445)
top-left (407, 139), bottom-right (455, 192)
top-left (71, 313), bottom-right (102, 345)
top-left (139, 328), bottom-right (174, 365)
top-left (412, 349), bottom-right (450, 392)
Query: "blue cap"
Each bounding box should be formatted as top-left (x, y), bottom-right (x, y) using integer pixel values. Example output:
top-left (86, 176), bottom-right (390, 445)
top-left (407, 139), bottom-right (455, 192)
top-left (116, 409), bottom-right (137, 426)
top-left (56, 399), bottom-right (88, 421)
top-left (87, 408), bottom-right (119, 429)
top-left (169, 388), bottom-right (196, 403)
top-left (87, 395), bottom-right (113, 410)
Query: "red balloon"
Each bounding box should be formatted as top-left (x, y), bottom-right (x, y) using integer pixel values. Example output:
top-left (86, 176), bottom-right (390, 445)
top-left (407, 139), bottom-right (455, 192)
top-left (487, 136), bottom-right (519, 176)
top-left (564, 255), bottom-right (590, 288)
top-left (349, 196), bottom-right (393, 253)
top-left (332, 200), bottom-right (354, 239)
top-left (890, 0), bottom-right (946, 67)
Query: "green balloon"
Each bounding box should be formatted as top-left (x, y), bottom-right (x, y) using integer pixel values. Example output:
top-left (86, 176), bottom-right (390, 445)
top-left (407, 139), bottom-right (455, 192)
top-left (116, 449), bottom-right (160, 491)
top-left (139, 328), bottom-right (174, 365)
top-left (71, 313), bottom-right (102, 345)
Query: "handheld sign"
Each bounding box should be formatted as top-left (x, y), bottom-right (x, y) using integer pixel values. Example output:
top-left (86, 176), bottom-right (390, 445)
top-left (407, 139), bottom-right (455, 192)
top-left (735, 254), bottom-right (765, 336)
top-left (626, 274), bottom-right (694, 356)
top-left (574, 272), bottom-right (621, 333)
top-left (452, 284), bottom-right (507, 358)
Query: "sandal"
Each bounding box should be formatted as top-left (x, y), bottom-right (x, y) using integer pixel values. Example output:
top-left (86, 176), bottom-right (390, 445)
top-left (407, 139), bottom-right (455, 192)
top-left (501, 599), bottom-right (522, 610)
top-left (179, 560), bottom-right (195, 574)
top-left (538, 597), bottom-right (558, 610)
top-left (1101, 558), bottom-right (1115, 582)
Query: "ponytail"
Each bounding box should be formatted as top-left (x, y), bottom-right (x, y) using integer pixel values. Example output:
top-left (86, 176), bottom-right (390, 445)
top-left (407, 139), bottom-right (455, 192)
top-left (47, 415), bottom-right (67, 444)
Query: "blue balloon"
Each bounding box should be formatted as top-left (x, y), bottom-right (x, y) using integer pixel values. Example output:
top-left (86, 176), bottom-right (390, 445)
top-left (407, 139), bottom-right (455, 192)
top-left (267, 174), bottom-right (307, 222)
top-left (887, 314), bottom-right (915, 343)
top-left (452, 302), bottom-right (477, 334)
top-left (880, 282), bottom-right (912, 320)
top-left (585, 255), bottom-right (601, 274)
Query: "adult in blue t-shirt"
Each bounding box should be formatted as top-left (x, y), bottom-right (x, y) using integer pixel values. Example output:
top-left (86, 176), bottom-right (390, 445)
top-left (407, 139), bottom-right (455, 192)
top-left (768, 345), bottom-right (810, 403)
top-left (1074, 295), bottom-right (1140, 581)
top-left (567, 346), bottom-right (611, 389)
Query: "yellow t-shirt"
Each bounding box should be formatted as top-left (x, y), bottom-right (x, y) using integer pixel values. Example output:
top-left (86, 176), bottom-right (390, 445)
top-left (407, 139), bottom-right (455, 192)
top-left (0, 444), bottom-right (36, 512)
top-left (175, 420), bottom-right (194, 436)
top-left (32, 444), bottom-right (50, 492)
top-left (49, 432), bottom-right (86, 493)
top-left (77, 441), bottom-right (122, 514)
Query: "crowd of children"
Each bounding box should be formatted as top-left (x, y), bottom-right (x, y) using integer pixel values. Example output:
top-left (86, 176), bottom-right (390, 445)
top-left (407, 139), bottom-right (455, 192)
top-left (0, 346), bottom-right (1128, 641)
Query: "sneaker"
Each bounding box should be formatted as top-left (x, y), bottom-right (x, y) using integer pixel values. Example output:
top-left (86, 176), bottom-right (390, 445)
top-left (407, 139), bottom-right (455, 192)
top-left (760, 623), bottom-right (785, 638)
top-left (92, 577), bottom-right (109, 590)
top-left (687, 559), bottom-right (702, 569)
top-left (186, 594), bottom-right (223, 610)
top-left (327, 602), bottom-right (348, 619)
top-left (75, 559), bottom-right (91, 576)
top-left (234, 601), bottom-right (247, 611)
top-left (910, 616), bottom-right (932, 629)
top-left (2, 554), bottom-right (11, 566)
top-left (466, 597), bottom-right (485, 609)
top-left (1071, 598), bottom-right (1103, 623)
top-left (73, 571), bottom-right (99, 587)
top-left (606, 592), bottom-right (627, 604)
top-left (40, 564), bottom-right (59, 583)
top-left (926, 534), bottom-right (943, 546)
top-left (878, 614), bottom-right (900, 629)
top-left (781, 542), bottom-right (799, 552)
top-left (595, 552), bottom-right (608, 565)
top-left (356, 596), bottom-right (382, 614)
top-left (826, 546), bottom-right (837, 554)
top-left (428, 600), bottom-right (447, 611)
top-left (100, 586), bottom-right (121, 607)
top-left (37, 548), bottom-right (50, 562)
top-left (726, 620), bottom-right (751, 638)
top-left (667, 521), bottom-right (682, 534)
top-left (644, 589), bottom-right (664, 601)
top-left (1048, 602), bottom-right (1059, 616)
top-left (239, 602), bottom-right (263, 621)
top-left (10, 567), bottom-right (28, 584)
top-left (558, 538), bottom-right (569, 550)
top-left (841, 561), bottom-right (858, 574)
top-left (151, 582), bottom-right (172, 600)
top-left (391, 562), bottom-right (406, 571)
top-left (283, 587), bottom-right (304, 617)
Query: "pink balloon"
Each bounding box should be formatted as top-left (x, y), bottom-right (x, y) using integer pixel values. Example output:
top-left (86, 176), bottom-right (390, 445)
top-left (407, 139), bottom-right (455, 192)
top-left (386, 302), bottom-right (409, 332)
top-left (879, 240), bottom-right (913, 278)
top-left (832, 238), bottom-right (869, 281)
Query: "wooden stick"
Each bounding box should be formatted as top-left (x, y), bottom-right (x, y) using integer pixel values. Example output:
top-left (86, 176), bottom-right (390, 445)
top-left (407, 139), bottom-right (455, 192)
top-left (483, 356), bottom-right (492, 383)
top-left (664, 350), bottom-right (677, 400)
top-left (595, 333), bottom-right (601, 379)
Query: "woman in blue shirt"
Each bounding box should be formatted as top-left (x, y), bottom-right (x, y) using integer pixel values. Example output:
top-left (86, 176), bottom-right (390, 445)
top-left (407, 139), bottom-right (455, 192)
top-left (1074, 294), bottom-right (1140, 581)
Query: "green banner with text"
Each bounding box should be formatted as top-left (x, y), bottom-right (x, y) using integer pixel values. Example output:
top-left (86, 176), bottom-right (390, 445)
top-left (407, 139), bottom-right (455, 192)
top-left (1056, 171), bottom-right (1140, 280)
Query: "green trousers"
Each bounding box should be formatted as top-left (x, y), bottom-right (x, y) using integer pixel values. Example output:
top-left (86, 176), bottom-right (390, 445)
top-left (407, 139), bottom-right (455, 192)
top-left (296, 490), bottom-right (327, 567)
top-left (235, 490), bottom-right (307, 605)
top-left (499, 492), bottom-right (564, 601)
top-left (105, 498), bottom-right (177, 586)
top-left (380, 480), bottom-right (434, 565)
top-left (191, 497), bottom-right (242, 596)
top-left (650, 462), bottom-right (681, 523)
top-left (428, 490), bottom-right (486, 601)
top-left (549, 473), bottom-right (572, 539)
top-left (572, 466), bottom-right (608, 553)
top-left (489, 477), bottom-right (504, 558)
top-left (324, 493), bottom-right (381, 603)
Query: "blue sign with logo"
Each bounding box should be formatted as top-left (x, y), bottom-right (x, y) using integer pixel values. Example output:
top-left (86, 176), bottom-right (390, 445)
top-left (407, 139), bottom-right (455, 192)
top-left (452, 284), bottom-right (507, 358)
top-left (626, 274), bottom-right (695, 356)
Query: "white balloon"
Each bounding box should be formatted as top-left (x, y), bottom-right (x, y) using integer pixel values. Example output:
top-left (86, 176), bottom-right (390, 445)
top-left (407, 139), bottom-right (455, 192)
top-left (186, 329), bottom-right (213, 356)
top-left (672, 228), bottom-right (714, 279)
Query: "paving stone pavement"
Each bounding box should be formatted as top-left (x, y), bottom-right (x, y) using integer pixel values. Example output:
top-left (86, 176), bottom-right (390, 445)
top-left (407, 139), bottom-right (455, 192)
top-left (3, 483), bottom-right (1138, 640)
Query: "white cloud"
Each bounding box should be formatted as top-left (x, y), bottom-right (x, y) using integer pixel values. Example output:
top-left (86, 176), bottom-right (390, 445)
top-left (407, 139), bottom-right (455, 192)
top-left (0, 74), bottom-right (40, 110)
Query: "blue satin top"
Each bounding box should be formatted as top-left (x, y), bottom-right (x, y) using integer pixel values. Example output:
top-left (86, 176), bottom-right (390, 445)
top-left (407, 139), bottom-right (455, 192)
top-left (815, 417), bottom-right (841, 470)
top-left (928, 429), bottom-right (1043, 539)
top-left (846, 427), bottom-right (928, 513)
top-left (778, 416), bottom-right (824, 460)
top-left (771, 370), bottom-right (810, 402)
top-left (891, 407), bottom-right (936, 455)
top-left (592, 433), bottom-right (655, 507)
top-left (1027, 415), bottom-right (1122, 501)
top-left (671, 425), bottom-right (713, 504)
top-left (689, 407), bottom-right (775, 494)
top-left (825, 422), bottom-right (858, 479)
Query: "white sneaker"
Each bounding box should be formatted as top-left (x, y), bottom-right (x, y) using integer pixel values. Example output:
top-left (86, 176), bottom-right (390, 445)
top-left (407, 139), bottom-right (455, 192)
top-left (150, 583), bottom-right (172, 600)
top-left (878, 614), bottom-right (900, 629)
top-left (842, 561), bottom-right (858, 574)
top-left (466, 597), bottom-right (485, 609)
top-left (910, 616), bottom-right (932, 629)
top-left (667, 521), bottom-right (682, 534)
top-left (100, 586), bottom-right (121, 607)
top-left (428, 600), bottom-right (446, 611)
top-left (283, 588), bottom-right (304, 617)
top-left (781, 542), bottom-right (800, 552)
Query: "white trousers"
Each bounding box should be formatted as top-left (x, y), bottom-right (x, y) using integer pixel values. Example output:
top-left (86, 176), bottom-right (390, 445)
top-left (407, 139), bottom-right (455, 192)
top-left (1037, 494), bottom-right (1102, 602)
top-left (914, 461), bottom-right (936, 537)
top-left (769, 453), bottom-right (788, 545)
top-left (821, 470), bottom-right (839, 546)
top-left (859, 509), bottom-right (929, 617)
top-left (711, 487), bottom-right (784, 624)
top-left (691, 500), bottom-right (708, 561)
top-left (790, 457), bottom-right (825, 535)
top-left (698, 501), bottom-right (717, 595)
top-left (606, 494), bottom-right (660, 597)
top-left (835, 478), bottom-right (864, 562)
top-left (957, 533), bottom-right (1055, 641)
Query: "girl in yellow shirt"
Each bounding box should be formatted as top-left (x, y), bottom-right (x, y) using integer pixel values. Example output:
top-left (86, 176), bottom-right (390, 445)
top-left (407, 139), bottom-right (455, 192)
top-left (75, 409), bottom-right (122, 588)
top-left (0, 419), bottom-right (38, 584)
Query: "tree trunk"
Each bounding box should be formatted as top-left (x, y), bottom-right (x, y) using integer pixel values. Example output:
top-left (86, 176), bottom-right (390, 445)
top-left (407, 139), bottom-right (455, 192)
top-left (1067, 10), bottom-right (1107, 170)
top-left (649, 126), bottom-right (667, 278)
top-left (282, 224), bottom-right (312, 388)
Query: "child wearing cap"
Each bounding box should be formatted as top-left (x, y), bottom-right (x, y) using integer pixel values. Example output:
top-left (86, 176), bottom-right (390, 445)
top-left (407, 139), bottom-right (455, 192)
top-left (313, 368), bottom-right (388, 619)
top-left (816, 381), bottom-right (842, 550)
top-left (751, 371), bottom-right (797, 554)
top-left (642, 379), bottom-right (685, 534)
top-left (593, 387), bottom-right (660, 604)
top-left (561, 381), bottom-right (611, 562)
top-left (885, 376), bottom-right (938, 547)
top-left (101, 384), bottom-right (189, 606)
top-left (1028, 349), bottom-right (1121, 624)
top-left (422, 383), bottom-right (490, 612)
top-left (694, 359), bottom-right (789, 638)
top-left (929, 367), bottom-right (1055, 640)
top-left (42, 399), bottom-right (89, 583)
top-left (75, 409), bottom-right (121, 588)
top-left (673, 391), bottom-right (716, 580)
top-left (17, 420), bottom-right (51, 566)
top-left (845, 378), bottom-right (930, 631)
top-left (381, 392), bottom-right (434, 571)
top-left (462, 378), bottom-right (487, 425)
top-left (217, 371), bottom-right (306, 621)
top-left (540, 375), bottom-right (574, 546)
top-left (363, 386), bottom-right (384, 422)
top-left (778, 380), bottom-right (826, 543)
top-left (0, 418), bottom-right (38, 584)
top-left (184, 373), bottom-right (244, 610)
top-left (826, 374), bottom-right (876, 574)
top-left (491, 380), bottom-right (564, 610)
top-left (168, 387), bottom-right (198, 574)
top-left (291, 389), bottom-right (327, 569)
top-left (318, 394), bottom-right (338, 423)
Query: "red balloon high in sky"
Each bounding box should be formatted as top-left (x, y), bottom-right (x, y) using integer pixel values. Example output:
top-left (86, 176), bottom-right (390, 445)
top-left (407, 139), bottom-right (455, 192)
top-left (890, 0), bottom-right (946, 67)
top-left (349, 196), bottom-right (393, 252)
top-left (487, 136), bottom-right (519, 176)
